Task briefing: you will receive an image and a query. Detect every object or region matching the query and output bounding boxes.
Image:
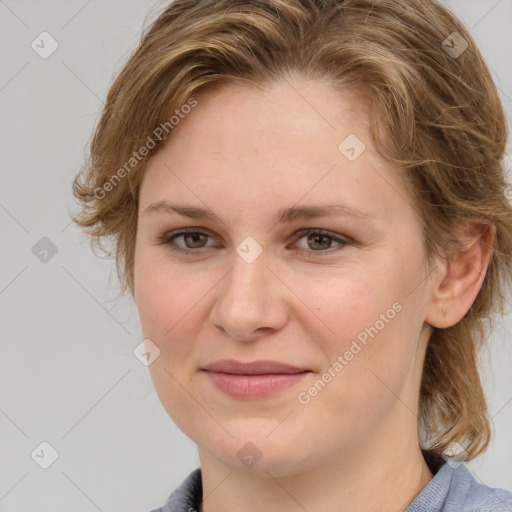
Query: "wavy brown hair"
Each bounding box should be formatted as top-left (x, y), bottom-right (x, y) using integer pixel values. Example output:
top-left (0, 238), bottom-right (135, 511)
top-left (72, 0), bottom-right (512, 461)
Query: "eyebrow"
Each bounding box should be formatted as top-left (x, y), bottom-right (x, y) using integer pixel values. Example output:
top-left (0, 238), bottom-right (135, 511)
top-left (143, 200), bottom-right (375, 224)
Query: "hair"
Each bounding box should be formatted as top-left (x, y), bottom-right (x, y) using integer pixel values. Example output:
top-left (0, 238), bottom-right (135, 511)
top-left (72, 0), bottom-right (512, 461)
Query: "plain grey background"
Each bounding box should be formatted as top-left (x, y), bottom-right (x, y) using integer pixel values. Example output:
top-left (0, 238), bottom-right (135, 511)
top-left (1, 0), bottom-right (511, 510)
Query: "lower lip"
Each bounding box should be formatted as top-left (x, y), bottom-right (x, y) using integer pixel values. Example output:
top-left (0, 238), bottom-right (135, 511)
top-left (203, 371), bottom-right (310, 399)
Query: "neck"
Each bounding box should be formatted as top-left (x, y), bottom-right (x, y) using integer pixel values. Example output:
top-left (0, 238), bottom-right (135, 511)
top-left (198, 417), bottom-right (433, 512)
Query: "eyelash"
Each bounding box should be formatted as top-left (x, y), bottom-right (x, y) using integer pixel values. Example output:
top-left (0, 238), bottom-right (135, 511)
top-left (157, 227), bottom-right (351, 256)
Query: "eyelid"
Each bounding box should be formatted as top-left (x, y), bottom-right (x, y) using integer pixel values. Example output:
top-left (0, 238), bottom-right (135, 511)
top-left (159, 226), bottom-right (351, 255)
top-left (292, 227), bottom-right (351, 245)
top-left (159, 227), bottom-right (218, 250)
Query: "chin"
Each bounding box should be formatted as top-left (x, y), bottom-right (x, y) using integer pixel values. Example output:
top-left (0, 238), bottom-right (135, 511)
top-left (195, 420), bottom-right (318, 478)
top-left (205, 443), bottom-right (311, 478)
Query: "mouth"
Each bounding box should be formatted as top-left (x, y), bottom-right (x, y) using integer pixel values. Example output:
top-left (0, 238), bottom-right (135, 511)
top-left (200, 359), bottom-right (312, 399)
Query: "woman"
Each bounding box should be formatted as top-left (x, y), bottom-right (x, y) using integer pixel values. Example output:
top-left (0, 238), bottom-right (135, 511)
top-left (72, 0), bottom-right (512, 510)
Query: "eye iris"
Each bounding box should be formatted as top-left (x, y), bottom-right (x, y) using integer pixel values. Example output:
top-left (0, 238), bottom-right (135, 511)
top-left (308, 233), bottom-right (331, 250)
top-left (184, 233), bottom-right (207, 248)
top-left (176, 231), bottom-right (337, 251)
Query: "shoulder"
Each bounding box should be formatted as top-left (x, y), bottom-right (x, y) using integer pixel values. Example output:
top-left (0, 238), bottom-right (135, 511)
top-left (148, 468), bottom-right (202, 512)
top-left (408, 461), bottom-right (512, 512)
top-left (443, 463), bottom-right (512, 512)
top-left (152, 464), bottom-right (512, 512)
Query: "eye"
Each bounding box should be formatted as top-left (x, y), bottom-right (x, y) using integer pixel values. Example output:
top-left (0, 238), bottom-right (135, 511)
top-left (158, 228), bottom-right (215, 254)
top-left (157, 227), bottom-right (350, 256)
top-left (290, 228), bottom-right (350, 254)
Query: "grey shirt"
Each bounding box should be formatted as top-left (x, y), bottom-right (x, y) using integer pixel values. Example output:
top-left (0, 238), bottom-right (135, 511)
top-left (150, 462), bottom-right (512, 512)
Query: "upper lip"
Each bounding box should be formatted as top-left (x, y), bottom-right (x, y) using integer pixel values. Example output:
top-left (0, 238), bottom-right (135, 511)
top-left (202, 359), bottom-right (309, 375)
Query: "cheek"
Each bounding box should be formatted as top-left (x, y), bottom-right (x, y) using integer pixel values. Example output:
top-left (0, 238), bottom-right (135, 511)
top-left (134, 249), bottom-right (207, 432)
top-left (292, 271), bottom-right (414, 427)
top-left (134, 248), bottom-right (204, 409)
top-left (319, 312), bottom-right (422, 439)
top-left (134, 247), bottom-right (204, 339)
top-left (306, 259), bottom-right (417, 394)
top-left (302, 263), bottom-right (400, 354)
top-left (296, 305), bottom-right (415, 450)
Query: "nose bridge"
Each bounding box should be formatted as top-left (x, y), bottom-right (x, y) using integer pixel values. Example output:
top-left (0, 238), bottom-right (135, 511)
top-left (227, 238), bottom-right (270, 301)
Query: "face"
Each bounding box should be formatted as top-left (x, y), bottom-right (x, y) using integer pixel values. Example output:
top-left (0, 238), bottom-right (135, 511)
top-left (134, 78), bottom-right (435, 477)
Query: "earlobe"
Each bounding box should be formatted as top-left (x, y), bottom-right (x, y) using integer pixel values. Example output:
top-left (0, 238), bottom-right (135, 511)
top-left (425, 222), bottom-right (495, 329)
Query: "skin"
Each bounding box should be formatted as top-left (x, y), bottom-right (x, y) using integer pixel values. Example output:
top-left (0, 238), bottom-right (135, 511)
top-left (133, 76), bottom-right (493, 512)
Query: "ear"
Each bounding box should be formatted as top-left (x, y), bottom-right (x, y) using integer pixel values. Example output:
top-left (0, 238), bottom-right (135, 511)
top-left (425, 220), bottom-right (495, 329)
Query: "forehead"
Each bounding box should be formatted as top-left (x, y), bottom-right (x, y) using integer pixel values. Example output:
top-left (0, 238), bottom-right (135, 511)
top-left (176, 78), bottom-right (371, 150)
top-left (140, 78), bottom-right (413, 224)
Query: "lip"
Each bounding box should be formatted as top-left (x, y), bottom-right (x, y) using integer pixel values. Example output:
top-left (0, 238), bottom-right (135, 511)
top-left (202, 359), bottom-right (309, 375)
top-left (201, 359), bottom-right (311, 399)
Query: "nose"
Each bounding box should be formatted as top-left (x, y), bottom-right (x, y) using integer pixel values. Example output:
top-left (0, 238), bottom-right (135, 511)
top-left (209, 245), bottom-right (289, 342)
